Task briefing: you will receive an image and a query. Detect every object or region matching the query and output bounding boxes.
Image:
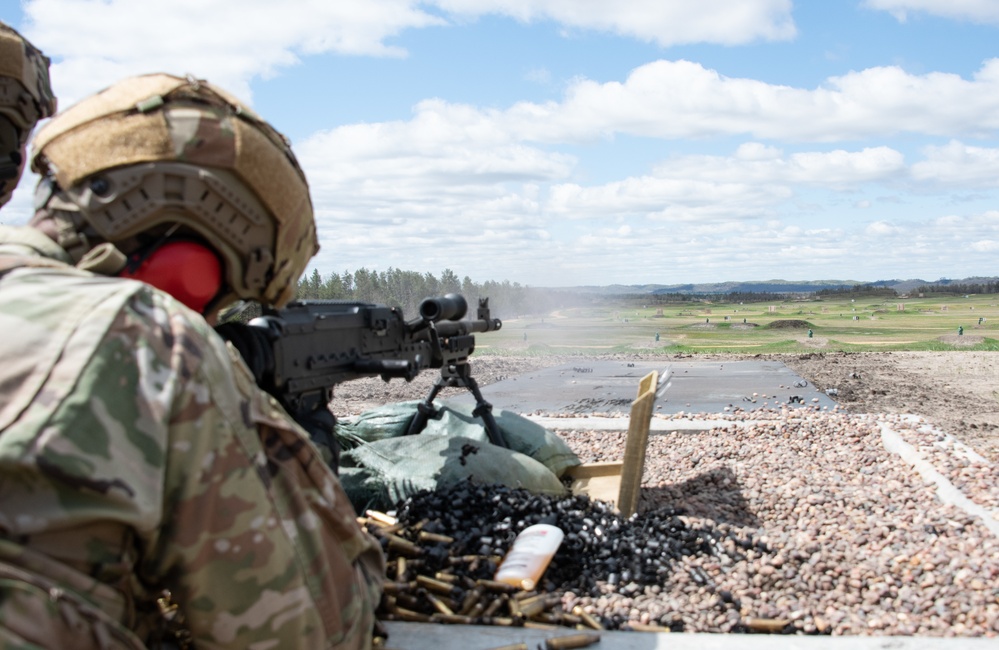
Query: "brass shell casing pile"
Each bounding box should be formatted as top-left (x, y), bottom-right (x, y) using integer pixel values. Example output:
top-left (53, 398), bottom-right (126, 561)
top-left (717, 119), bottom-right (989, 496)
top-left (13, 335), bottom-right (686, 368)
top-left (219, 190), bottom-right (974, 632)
top-left (360, 511), bottom-right (605, 633)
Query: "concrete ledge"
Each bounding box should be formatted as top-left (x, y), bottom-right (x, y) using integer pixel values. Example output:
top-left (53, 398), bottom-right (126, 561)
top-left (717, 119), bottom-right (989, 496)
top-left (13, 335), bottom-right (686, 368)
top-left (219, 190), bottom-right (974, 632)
top-left (382, 621), bottom-right (998, 649)
top-left (526, 415), bottom-right (753, 432)
top-left (879, 418), bottom-right (999, 537)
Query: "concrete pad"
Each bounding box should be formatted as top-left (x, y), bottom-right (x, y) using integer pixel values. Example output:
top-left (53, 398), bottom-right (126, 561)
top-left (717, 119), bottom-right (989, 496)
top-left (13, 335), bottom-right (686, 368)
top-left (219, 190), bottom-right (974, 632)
top-left (450, 359), bottom-right (838, 415)
top-left (382, 621), bottom-right (998, 649)
top-left (526, 416), bottom-right (753, 432)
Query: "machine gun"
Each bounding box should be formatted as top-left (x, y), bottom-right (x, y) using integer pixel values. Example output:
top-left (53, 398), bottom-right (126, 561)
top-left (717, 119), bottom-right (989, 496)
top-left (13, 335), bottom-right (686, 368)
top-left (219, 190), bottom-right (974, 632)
top-left (216, 294), bottom-right (505, 468)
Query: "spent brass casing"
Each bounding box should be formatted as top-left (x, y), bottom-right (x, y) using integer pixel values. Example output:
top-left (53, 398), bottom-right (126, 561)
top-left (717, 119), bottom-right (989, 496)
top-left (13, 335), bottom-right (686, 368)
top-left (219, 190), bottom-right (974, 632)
top-left (523, 620), bottom-right (562, 630)
top-left (537, 612), bottom-right (583, 626)
top-left (395, 592), bottom-right (421, 611)
top-left (571, 606), bottom-right (604, 631)
top-left (395, 557), bottom-right (408, 582)
top-left (626, 623), bottom-right (673, 633)
top-left (386, 535), bottom-right (422, 557)
top-left (419, 531), bottom-right (455, 544)
top-left (458, 587), bottom-right (483, 615)
top-left (424, 592), bottom-right (454, 616)
top-left (381, 581), bottom-right (412, 595)
top-left (433, 572), bottom-right (458, 583)
top-left (482, 595), bottom-right (506, 617)
top-left (431, 613), bottom-right (475, 625)
top-left (517, 594), bottom-right (558, 618)
top-left (544, 632), bottom-right (601, 649)
top-left (365, 510), bottom-right (398, 526)
top-left (392, 607), bottom-right (431, 623)
top-left (380, 523), bottom-right (407, 536)
top-left (745, 617), bottom-right (789, 633)
top-left (416, 575), bottom-right (459, 596)
top-left (476, 579), bottom-right (522, 593)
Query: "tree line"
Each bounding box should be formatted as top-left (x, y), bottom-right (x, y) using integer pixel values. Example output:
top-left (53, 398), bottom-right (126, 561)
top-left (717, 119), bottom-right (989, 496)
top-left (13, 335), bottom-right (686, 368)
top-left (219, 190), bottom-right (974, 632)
top-left (294, 268), bottom-right (587, 319)
top-left (642, 290), bottom-right (801, 304)
top-left (247, 270), bottom-right (998, 324)
top-left (915, 281), bottom-right (999, 296)
top-left (814, 284), bottom-right (899, 299)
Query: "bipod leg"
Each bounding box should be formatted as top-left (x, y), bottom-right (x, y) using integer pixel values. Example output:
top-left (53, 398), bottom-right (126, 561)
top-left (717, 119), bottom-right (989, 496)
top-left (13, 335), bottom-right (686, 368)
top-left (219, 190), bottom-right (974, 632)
top-left (405, 379), bottom-right (449, 436)
top-left (463, 376), bottom-right (508, 448)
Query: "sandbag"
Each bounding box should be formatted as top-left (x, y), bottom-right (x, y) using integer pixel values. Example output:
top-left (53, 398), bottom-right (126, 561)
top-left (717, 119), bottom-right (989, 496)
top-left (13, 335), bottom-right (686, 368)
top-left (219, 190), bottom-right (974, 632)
top-left (335, 402), bottom-right (580, 511)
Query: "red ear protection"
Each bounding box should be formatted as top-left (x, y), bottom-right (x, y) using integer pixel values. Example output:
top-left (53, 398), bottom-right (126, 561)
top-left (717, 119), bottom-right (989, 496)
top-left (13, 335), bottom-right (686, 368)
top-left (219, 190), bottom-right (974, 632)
top-left (119, 241), bottom-right (223, 314)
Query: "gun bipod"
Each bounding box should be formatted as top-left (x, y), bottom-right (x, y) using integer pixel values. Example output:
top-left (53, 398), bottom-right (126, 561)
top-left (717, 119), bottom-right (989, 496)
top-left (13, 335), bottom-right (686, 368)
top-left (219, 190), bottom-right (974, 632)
top-left (406, 370), bottom-right (508, 449)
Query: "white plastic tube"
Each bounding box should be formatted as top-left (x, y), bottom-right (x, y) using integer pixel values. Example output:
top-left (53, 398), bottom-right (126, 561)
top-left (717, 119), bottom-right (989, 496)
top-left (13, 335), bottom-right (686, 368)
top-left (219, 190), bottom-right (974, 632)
top-left (494, 524), bottom-right (565, 590)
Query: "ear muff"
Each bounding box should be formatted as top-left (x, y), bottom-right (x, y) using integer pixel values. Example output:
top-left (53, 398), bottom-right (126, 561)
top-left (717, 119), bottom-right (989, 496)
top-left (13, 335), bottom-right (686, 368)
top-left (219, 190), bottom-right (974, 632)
top-left (119, 241), bottom-right (223, 314)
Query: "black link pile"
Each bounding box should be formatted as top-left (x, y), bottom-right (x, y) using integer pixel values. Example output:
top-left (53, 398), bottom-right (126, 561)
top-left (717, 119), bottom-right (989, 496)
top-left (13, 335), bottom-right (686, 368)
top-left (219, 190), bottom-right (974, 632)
top-left (373, 480), bottom-right (767, 631)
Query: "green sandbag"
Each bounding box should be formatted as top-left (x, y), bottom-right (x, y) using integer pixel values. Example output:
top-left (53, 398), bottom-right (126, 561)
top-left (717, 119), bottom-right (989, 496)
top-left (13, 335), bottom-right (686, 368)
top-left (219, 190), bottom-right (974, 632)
top-left (334, 400), bottom-right (421, 449)
top-left (335, 401), bottom-right (581, 476)
top-left (441, 402), bottom-right (580, 478)
top-left (335, 402), bottom-right (579, 511)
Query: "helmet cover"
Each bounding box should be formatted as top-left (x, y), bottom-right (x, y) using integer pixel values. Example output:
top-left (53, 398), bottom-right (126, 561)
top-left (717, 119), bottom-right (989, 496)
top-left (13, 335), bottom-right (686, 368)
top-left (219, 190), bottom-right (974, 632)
top-left (31, 73), bottom-right (318, 307)
top-left (0, 21), bottom-right (56, 206)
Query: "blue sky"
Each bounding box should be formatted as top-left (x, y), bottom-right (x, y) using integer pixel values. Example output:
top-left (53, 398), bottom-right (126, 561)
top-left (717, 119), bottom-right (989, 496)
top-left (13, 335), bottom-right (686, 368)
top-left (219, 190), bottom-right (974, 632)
top-left (3, 0), bottom-right (999, 287)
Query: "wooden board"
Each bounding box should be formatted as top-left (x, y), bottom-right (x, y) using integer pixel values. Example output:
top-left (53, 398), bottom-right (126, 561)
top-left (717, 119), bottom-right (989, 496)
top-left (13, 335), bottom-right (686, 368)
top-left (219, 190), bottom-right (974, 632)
top-left (566, 371), bottom-right (658, 517)
top-left (565, 461), bottom-right (624, 506)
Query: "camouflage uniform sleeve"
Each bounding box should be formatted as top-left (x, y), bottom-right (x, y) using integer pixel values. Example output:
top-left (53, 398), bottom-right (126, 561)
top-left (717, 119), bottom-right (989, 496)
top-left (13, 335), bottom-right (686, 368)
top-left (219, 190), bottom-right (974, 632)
top-left (119, 289), bottom-right (384, 648)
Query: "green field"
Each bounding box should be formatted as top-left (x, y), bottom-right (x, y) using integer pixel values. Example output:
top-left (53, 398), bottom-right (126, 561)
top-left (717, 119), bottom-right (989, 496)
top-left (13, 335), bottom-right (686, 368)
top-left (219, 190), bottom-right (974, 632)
top-left (478, 293), bottom-right (999, 355)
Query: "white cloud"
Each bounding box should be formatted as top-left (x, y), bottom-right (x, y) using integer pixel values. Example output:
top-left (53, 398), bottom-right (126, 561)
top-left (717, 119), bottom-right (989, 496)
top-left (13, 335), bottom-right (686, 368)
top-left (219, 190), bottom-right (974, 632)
top-left (866, 220), bottom-right (903, 235)
top-left (546, 177), bottom-right (789, 220)
top-left (864, 0), bottom-right (999, 25)
top-left (19, 0), bottom-right (796, 108)
top-left (652, 146), bottom-right (906, 188)
top-left (295, 110), bottom-right (575, 279)
top-left (503, 59), bottom-right (999, 143)
top-left (286, 88), bottom-right (998, 283)
top-left (547, 211), bottom-right (999, 286)
top-left (911, 140), bottom-right (999, 188)
top-left (9, 0), bottom-right (999, 287)
top-left (297, 108), bottom-right (576, 201)
top-left (430, 0), bottom-right (796, 46)
top-left (20, 1), bottom-right (999, 145)
top-left (970, 239), bottom-right (999, 252)
top-left (22, 0), bottom-right (446, 104)
top-left (735, 142), bottom-right (783, 160)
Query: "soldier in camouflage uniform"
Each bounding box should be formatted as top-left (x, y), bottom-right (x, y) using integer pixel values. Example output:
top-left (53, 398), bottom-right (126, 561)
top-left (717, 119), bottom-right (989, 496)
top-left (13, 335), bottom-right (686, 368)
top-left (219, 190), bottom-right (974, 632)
top-left (0, 21), bottom-right (56, 207)
top-left (0, 73), bottom-right (385, 648)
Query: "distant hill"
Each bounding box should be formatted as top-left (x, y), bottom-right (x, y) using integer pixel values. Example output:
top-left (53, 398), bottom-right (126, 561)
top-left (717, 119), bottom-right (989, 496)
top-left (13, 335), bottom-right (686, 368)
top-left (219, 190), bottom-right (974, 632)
top-left (556, 277), bottom-right (999, 296)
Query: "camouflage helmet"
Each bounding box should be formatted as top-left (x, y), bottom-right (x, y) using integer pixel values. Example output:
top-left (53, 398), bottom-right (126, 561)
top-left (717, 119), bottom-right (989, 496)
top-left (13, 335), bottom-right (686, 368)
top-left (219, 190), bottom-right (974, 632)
top-left (0, 21), bottom-right (57, 206)
top-left (30, 73), bottom-right (318, 308)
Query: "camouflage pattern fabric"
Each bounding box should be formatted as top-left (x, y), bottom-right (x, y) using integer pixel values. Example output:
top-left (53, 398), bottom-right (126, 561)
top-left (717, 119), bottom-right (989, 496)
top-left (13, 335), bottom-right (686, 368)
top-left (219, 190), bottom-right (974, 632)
top-left (0, 20), bottom-right (57, 207)
top-left (0, 21), bottom-right (57, 129)
top-left (0, 225), bottom-right (385, 648)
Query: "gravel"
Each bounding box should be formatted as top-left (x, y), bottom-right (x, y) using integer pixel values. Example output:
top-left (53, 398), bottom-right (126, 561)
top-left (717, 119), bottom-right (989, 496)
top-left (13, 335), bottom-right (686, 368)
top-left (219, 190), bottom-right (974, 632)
top-left (556, 409), bottom-right (999, 636)
top-left (343, 353), bottom-right (999, 638)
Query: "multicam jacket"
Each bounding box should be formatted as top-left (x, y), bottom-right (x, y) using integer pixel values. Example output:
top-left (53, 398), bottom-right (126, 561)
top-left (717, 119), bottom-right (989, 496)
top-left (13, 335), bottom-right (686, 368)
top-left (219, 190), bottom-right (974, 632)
top-left (0, 225), bottom-right (384, 649)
